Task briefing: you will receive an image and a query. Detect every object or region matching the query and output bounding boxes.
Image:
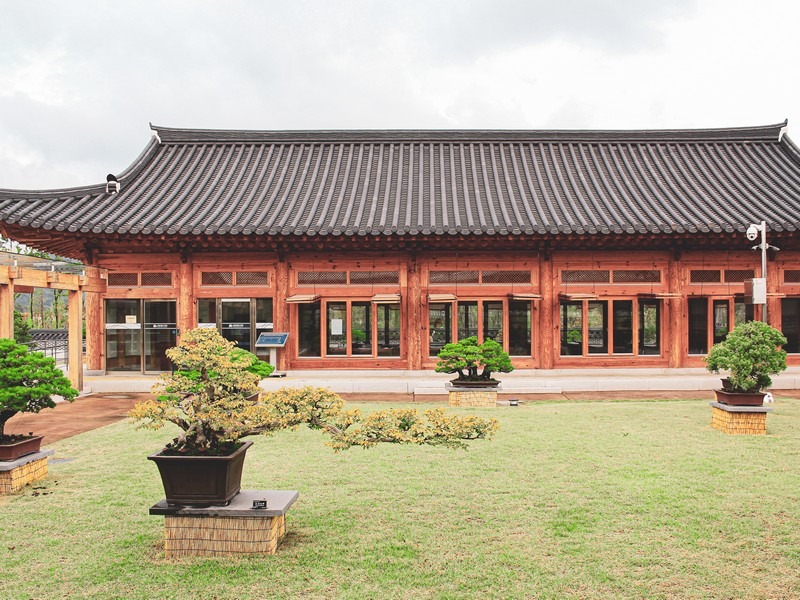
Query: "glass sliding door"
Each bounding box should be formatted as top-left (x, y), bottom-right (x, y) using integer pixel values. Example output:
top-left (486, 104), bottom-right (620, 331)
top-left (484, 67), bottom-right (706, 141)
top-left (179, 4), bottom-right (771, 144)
top-left (688, 298), bottom-right (708, 355)
top-left (106, 299), bottom-right (176, 373)
top-left (429, 303), bottom-right (452, 356)
top-left (326, 302), bottom-right (347, 355)
top-left (587, 301), bottom-right (608, 354)
top-left (483, 301), bottom-right (504, 344)
top-left (457, 301), bottom-right (478, 340)
top-left (105, 300), bottom-right (142, 372)
top-left (221, 299), bottom-right (251, 351)
top-left (508, 301), bottom-right (531, 356)
top-left (350, 302), bottom-right (372, 355)
top-left (298, 302), bottom-right (321, 357)
top-left (638, 300), bottom-right (661, 355)
top-left (612, 300), bottom-right (633, 354)
top-left (143, 300), bottom-right (177, 372)
top-left (560, 301), bottom-right (583, 356)
top-left (377, 304), bottom-right (401, 356)
top-left (254, 298), bottom-right (274, 361)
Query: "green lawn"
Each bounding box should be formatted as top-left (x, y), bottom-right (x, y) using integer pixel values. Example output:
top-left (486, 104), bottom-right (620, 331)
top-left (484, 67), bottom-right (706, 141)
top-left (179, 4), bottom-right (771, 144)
top-left (2, 397), bottom-right (800, 599)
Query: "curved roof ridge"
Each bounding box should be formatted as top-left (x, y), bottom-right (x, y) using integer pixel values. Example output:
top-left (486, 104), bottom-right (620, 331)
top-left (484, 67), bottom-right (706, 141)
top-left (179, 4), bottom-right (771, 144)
top-left (152, 121), bottom-right (789, 145)
top-left (0, 136), bottom-right (161, 199)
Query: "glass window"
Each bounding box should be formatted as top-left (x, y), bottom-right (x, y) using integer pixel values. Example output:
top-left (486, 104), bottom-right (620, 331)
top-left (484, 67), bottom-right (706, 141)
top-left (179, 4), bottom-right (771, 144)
top-left (326, 302), bottom-right (347, 355)
top-left (429, 303), bottom-right (452, 356)
top-left (458, 301), bottom-right (478, 340)
top-left (351, 302), bottom-right (373, 355)
top-left (587, 301), bottom-right (608, 354)
top-left (483, 301), bottom-right (504, 344)
top-left (560, 301), bottom-right (583, 356)
top-left (734, 301), bottom-right (753, 327)
top-left (377, 304), bottom-right (401, 356)
top-left (713, 300), bottom-right (729, 345)
top-left (781, 298), bottom-right (800, 353)
top-left (613, 300), bottom-right (633, 354)
top-left (688, 298), bottom-right (708, 355)
top-left (298, 302), bottom-right (321, 357)
top-left (638, 300), bottom-right (661, 355)
top-left (197, 299), bottom-right (216, 325)
top-left (508, 301), bottom-right (531, 356)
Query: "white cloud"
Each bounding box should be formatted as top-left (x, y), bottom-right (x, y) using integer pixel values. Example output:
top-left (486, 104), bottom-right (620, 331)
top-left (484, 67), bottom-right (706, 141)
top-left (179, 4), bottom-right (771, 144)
top-left (0, 0), bottom-right (798, 189)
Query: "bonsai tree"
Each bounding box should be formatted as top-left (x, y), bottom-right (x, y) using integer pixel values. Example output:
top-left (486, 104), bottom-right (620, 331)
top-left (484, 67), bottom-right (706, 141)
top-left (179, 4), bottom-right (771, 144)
top-left (704, 321), bottom-right (787, 393)
top-left (0, 338), bottom-right (79, 441)
top-left (435, 336), bottom-right (514, 383)
top-left (130, 328), bottom-right (498, 454)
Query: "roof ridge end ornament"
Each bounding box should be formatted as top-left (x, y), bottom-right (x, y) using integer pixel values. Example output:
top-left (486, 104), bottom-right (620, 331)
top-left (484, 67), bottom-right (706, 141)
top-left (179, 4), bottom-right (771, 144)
top-left (105, 174), bottom-right (119, 194)
top-left (778, 119), bottom-right (788, 142)
top-left (149, 122), bottom-right (162, 143)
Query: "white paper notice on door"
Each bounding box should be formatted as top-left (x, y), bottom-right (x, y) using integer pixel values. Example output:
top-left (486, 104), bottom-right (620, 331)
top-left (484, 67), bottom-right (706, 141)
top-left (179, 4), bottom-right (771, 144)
top-left (331, 319), bottom-right (343, 335)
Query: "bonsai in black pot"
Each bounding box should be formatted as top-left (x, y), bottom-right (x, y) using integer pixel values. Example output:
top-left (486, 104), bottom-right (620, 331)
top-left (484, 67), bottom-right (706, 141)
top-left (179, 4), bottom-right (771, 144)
top-left (435, 336), bottom-right (514, 388)
top-left (704, 321), bottom-right (787, 406)
top-left (130, 328), bottom-right (500, 507)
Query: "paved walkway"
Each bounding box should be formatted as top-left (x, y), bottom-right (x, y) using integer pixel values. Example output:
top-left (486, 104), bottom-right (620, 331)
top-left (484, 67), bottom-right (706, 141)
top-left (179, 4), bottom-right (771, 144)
top-left (85, 367), bottom-right (800, 395)
top-left (4, 393), bottom-right (147, 444)
top-left (6, 387), bottom-right (800, 444)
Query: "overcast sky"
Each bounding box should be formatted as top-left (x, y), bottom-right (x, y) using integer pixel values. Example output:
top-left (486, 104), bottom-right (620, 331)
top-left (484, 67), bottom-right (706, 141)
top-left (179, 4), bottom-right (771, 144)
top-left (1, 0), bottom-right (797, 189)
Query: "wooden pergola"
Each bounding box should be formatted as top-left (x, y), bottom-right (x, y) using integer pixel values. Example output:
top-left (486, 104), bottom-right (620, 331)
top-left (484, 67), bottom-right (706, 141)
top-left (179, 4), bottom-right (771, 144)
top-left (0, 252), bottom-right (106, 390)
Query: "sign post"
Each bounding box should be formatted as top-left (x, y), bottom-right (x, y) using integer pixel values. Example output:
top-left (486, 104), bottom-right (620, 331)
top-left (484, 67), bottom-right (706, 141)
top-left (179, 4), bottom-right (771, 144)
top-left (255, 332), bottom-right (289, 377)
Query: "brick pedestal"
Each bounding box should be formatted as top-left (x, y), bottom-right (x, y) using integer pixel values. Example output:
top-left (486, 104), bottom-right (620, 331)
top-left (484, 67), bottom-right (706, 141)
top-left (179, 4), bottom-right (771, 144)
top-left (446, 384), bottom-right (500, 408)
top-left (150, 490), bottom-right (298, 557)
top-left (0, 449), bottom-right (54, 494)
top-left (710, 402), bottom-right (772, 435)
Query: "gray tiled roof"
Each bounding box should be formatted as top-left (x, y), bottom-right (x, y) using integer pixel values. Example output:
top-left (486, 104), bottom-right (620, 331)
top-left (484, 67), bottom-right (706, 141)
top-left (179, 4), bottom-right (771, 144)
top-left (2, 121), bottom-right (800, 238)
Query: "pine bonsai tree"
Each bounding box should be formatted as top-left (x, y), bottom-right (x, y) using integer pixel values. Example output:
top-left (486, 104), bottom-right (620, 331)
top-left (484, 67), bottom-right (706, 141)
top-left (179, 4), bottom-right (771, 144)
top-left (705, 321), bottom-right (787, 393)
top-left (130, 328), bottom-right (499, 454)
top-left (0, 338), bottom-right (79, 441)
top-left (435, 336), bottom-right (514, 382)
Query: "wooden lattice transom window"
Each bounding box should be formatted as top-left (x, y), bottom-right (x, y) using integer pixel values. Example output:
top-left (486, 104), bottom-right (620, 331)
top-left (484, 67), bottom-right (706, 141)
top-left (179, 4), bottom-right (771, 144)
top-left (429, 270), bottom-right (531, 285)
top-left (108, 272), bottom-right (172, 287)
top-left (297, 271), bottom-right (400, 285)
top-left (201, 271), bottom-right (269, 286)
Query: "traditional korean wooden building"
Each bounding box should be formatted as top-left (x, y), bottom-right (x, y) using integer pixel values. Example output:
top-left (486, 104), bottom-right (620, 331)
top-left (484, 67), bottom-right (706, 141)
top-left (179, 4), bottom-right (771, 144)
top-left (2, 121), bottom-right (800, 374)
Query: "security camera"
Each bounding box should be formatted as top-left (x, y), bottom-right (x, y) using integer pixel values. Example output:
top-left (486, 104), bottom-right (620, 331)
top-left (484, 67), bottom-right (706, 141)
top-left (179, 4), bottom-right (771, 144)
top-left (746, 224), bottom-right (759, 241)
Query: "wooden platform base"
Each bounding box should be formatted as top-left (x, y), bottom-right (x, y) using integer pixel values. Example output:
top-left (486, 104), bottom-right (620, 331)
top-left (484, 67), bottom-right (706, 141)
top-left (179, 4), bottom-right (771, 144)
top-left (150, 490), bottom-right (298, 557)
top-left (710, 402), bottom-right (772, 435)
top-left (0, 449), bottom-right (54, 494)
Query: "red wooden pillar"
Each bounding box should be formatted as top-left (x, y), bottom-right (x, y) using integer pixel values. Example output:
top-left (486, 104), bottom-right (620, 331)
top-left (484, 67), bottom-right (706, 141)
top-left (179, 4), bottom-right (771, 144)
top-left (177, 257), bottom-right (193, 338)
top-left (407, 255), bottom-right (422, 370)
top-left (539, 254), bottom-right (554, 369)
top-left (85, 290), bottom-right (103, 371)
top-left (668, 253), bottom-right (683, 368)
top-left (274, 257), bottom-right (290, 370)
top-left (766, 254), bottom-right (780, 328)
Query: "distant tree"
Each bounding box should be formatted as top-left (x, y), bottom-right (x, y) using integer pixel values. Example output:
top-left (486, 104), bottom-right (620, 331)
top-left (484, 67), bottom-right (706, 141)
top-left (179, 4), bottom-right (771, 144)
top-left (13, 311), bottom-right (31, 344)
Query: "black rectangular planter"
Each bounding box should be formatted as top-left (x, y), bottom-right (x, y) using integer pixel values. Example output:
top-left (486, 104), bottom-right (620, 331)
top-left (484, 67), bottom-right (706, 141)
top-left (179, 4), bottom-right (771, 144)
top-left (148, 440), bottom-right (253, 507)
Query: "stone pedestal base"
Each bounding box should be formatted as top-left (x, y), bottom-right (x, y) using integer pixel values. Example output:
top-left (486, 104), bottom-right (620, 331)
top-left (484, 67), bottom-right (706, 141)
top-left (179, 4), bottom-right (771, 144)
top-left (0, 449), bottom-right (54, 494)
top-left (710, 402), bottom-right (772, 435)
top-left (446, 384), bottom-right (500, 408)
top-left (150, 490), bottom-right (298, 557)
